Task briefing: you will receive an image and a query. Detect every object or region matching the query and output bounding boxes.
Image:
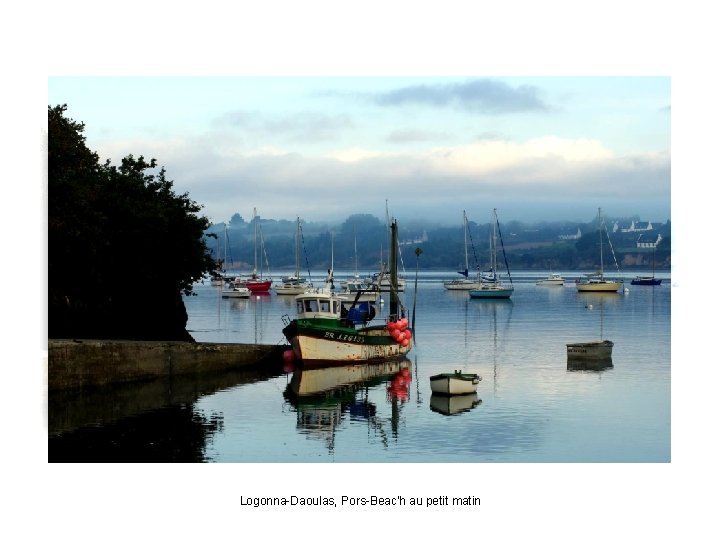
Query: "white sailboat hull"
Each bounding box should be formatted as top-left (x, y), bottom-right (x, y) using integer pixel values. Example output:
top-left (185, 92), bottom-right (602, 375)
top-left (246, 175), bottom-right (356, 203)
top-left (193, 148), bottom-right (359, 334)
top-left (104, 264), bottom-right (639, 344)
top-left (576, 281), bottom-right (622, 292)
top-left (275, 284), bottom-right (310, 295)
top-left (443, 280), bottom-right (478, 290)
top-left (468, 285), bottom-right (514, 299)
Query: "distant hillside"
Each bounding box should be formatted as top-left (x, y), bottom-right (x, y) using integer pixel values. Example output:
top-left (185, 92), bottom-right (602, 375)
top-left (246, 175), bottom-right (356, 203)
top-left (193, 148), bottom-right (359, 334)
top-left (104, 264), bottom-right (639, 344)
top-left (205, 212), bottom-right (671, 273)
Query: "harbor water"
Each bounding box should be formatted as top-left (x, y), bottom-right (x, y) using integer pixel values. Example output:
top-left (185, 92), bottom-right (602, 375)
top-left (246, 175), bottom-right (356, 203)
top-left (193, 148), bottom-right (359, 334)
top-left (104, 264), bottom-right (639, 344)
top-left (48, 270), bottom-right (671, 463)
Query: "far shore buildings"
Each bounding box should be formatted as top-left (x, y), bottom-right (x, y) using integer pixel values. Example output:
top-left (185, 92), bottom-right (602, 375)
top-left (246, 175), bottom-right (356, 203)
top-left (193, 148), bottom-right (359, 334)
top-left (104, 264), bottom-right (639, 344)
top-left (560, 219), bottom-right (664, 248)
top-left (613, 220), bottom-right (654, 234)
top-left (636, 233), bottom-right (663, 248)
top-left (558, 228), bottom-right (582, 240)
top-left (612, 220), bottom-right (663, 248)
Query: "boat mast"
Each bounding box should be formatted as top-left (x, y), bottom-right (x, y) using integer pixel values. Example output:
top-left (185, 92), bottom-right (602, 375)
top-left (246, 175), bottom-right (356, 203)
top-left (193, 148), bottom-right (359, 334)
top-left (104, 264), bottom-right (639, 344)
top-left (353, 226), bottom-right (359, 278)
top-left (598, 207), bottom-right (604, 278)
top-left (491, 209), bottom-right (497, 278)
top-left (253, 207), bottom-right (259, 275)
top-left (390, 219), bottom-right (399, 317)
top-left (463, 210), bottom-right (469, 277)
top-left (223, 223), bottom-right (228, 278)
top-left (295, 217), bottom-right (300, 278)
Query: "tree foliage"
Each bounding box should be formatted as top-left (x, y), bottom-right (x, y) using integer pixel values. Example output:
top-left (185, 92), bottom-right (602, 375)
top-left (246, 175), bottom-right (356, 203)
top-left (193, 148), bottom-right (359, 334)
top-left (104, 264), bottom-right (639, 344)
top-left (48, 104), bottom-right (215, 341)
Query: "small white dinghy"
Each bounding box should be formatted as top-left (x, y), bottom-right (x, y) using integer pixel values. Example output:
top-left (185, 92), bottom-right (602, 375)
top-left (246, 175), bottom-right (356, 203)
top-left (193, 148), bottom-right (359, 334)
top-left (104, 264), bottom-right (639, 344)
top-left (429, 370), bottom-right (481, 395)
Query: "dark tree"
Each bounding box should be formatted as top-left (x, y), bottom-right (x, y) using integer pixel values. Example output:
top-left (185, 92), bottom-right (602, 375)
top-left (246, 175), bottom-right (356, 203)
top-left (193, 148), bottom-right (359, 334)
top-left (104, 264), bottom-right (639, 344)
top-left (48, 104), bottom-right (216, 341)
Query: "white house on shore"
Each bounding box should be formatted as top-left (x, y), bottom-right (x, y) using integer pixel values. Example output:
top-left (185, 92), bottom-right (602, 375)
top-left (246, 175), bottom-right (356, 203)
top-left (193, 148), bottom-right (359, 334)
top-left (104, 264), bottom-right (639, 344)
top-left (613, 220), bottom-right (655, 233)
top-left (637, 234), bottom-right (663, 248)
top-left (559, 228), bottom-right (582, 240)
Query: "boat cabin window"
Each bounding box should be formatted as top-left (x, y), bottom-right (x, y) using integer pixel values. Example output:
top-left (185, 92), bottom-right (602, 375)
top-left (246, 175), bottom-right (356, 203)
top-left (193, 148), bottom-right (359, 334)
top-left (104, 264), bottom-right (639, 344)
top-left (333, 300), bottom-right (341, 314)
top-left (319, 299), bottom-right (330, 312)
top-left (302, 299), bottom-right (319, 313)
top-left (296, 300), bottom-right (304, 314)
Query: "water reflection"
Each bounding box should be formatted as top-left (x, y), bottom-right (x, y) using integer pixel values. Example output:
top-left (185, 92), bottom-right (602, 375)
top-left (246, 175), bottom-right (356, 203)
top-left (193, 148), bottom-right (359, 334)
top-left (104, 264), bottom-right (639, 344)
top-left (567, 357), bottom-right (614, 372)
top-left (472, 299), bottom-right (513, 395)
top-left (49, 402), bottom-right (222, 463)
top-left (48, 358), bottom-right (285, 462)
top-left (430, 393), bottom-right (482, 416)
top-left (283, 359), bottom-right (411, 453)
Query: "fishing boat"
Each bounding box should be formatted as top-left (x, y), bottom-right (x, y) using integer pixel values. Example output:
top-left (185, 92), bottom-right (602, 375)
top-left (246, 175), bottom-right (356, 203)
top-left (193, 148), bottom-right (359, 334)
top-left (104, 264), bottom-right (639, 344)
top-left (444, 210), bottom-right (480, 290)
top-left (536, 272), bottom-right (565, 286)
top-left (429, 370), bottom-right (481, 395)
top-left (281, 219), bottom-right (412, 365)
top-left (576, 208), bottom-right (622, 292)
top-left (468, 209), bottom-right (514, 299)
top-left (276, 217), bottom-right (311, 296)
top-left (631, 246), bottom-right (662, 286)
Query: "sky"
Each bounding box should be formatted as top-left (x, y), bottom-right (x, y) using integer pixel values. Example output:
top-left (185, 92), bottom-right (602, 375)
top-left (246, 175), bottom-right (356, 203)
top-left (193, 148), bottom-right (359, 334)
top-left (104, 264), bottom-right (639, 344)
top-left (47, 75), bottom-right (671, 226)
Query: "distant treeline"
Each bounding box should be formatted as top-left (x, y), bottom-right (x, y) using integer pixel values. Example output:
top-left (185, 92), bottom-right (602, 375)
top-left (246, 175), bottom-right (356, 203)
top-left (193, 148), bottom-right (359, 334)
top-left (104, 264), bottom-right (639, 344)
top-left (207, 213), bottom-right (671, 272)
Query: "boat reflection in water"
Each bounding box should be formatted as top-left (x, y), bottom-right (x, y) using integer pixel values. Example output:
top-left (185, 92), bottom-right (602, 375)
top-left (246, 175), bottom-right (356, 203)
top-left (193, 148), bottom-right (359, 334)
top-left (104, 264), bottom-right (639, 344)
top-left (283, 359), bottom-right (412, 452)
top-left (567, 356), bottom-right (614, 372)
top-left (430, 393), bottom-right (482, 416)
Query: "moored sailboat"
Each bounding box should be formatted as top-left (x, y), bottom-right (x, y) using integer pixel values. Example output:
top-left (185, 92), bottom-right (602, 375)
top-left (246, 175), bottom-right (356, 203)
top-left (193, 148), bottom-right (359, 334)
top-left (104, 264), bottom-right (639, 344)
top-left (276, 217), bottom-right (311, 296)
top-left (241, 208), bottom-right (273, 293)
top-left (576, 208), bottom-right (622, 293)
top-left (444, 210), bottom-right (480, 290)
top-left (468, 209), bottom-right (514, 299)
top-left (631, 245), bottom-right (662, 286)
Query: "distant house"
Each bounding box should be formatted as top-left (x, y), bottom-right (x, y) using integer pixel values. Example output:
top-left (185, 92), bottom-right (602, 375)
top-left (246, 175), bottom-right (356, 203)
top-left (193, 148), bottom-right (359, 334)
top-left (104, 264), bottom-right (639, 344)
top-left (559, 228), bottom-right (582, 240)
top-left (615, 220), bottom-right (654, 233)
top-left (399, 230), bottom-right (428, 246)
top-left (637, 234), bottom-right (663, 248)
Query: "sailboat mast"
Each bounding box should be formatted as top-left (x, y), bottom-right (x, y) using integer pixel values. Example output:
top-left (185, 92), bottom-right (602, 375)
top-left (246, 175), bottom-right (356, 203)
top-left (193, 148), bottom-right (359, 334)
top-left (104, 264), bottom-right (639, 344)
top-left (253, 207), bottom-right (258, 274)
top-left (223, 223), bottom-right (228, 277)
top-left (491, 209), bottom-right (498, 276)
top-left (295, 217), bottom-right (300, 277)
top-left (353, 226), bottom-right (359, 277)
top-left (598, 207), bottom-right (604, 277)
top-left (463, 210), bottom-right (469, 273)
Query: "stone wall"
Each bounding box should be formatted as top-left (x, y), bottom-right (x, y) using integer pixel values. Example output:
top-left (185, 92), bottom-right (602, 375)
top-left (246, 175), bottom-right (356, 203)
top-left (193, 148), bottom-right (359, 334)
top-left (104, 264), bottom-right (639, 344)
top-left (48, 339), bottom-right (286, 391)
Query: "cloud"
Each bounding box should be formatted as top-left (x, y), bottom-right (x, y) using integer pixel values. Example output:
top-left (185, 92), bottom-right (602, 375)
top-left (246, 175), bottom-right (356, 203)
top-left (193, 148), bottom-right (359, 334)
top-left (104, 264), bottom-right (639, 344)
top-left (215, 110), bottom-right (354, 142)
top-left (371, 79), bottom-right (552, 113)
top-left (385, 129), bottom-right (453, 143)
top-left (94, 134), bottom-right (670, 225)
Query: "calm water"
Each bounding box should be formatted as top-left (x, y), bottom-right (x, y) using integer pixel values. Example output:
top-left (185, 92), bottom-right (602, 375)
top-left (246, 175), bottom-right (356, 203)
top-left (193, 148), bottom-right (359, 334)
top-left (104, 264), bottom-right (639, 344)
top-left (48, 270), bottom-right (671, 463)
